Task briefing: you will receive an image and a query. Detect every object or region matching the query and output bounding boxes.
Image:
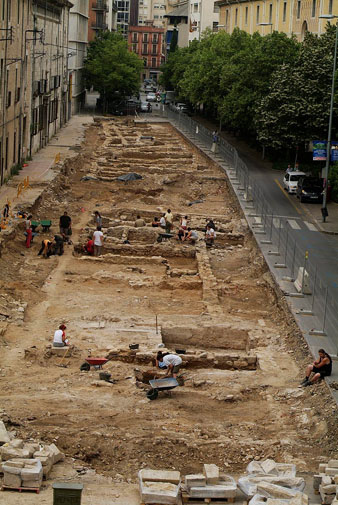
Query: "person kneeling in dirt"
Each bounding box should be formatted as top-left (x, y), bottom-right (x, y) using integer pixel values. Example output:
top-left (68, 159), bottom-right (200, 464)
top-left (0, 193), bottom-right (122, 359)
top-left (38, 238), bottom-right (53, 258)
top-left (135, 215), bottom-right (146, 227)
top-left (53, 324), bottom-right (69, 347)
top-left (184, 228), bottom-right (198, 244)
top-left (157, 351), bottom-right (182, 378)
top-left (300, 349), bottom-right (332, 387)
top-left (83, 236), bottom-right (94, 255)
top-left (205, 225), bottom-right (216, 247)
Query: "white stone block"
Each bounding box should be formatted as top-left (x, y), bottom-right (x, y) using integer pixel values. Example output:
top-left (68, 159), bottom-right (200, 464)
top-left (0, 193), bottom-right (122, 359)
top-left (140, 469), bottom-right (180, 484)
top-left (0, 421), bottom-right (10, 445)
top-left (48, 443), bottom-right (64, 464)
top-left (185, 474), bottom-right (206, 488)
top-left (257, 482), bottom-right (305, 499)
top-left (189, 484), bottom-right (236, 499)
top-left (328, 461), bottom-right (338, 469)
top-left (326, 469), bottom-right (338, 477)
top-left (321, 485), bottom-right (337, 495)
top-left (3, 471), bottom-right (22, 487)
top-left (320, 464), bottom-right (328, 472)
top-left (203, 464), bottom-right (219, 484)
top-left (0, 446), bottom-right (30, 461)
top-left (140, 480), bottom-right (179, 504)
top-left (261, 460), bottom-right (278, 475)
top-left (10, 439), bottom-right (24, 449)
top-left (22, 480), bottom-right (42, 488)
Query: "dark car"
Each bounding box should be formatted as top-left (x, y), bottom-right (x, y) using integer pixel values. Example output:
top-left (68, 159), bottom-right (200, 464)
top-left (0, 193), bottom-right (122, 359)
top-left (112, 99), bottom-right (141, 115)
top-left (296, 177), bottom-right (324, 203)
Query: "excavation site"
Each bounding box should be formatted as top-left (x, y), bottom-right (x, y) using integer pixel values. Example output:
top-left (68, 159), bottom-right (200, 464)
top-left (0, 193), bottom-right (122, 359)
top-left (0, 117), bottom-right (337, 503)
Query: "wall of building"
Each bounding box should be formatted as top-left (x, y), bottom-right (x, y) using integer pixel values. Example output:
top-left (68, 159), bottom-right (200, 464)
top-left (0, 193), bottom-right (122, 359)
top-left (69, 0), bottom-right (89, 115)
top-left (189, 0), bottom-right (219, 42)
top-left (129, 25), bottom-right (165, 80)
top-left (216, 0), bottom-right (337, 40)
top-left (0, 0), bottom-right (32, 184)
top-left (30, 0), bottom-right (72, 155)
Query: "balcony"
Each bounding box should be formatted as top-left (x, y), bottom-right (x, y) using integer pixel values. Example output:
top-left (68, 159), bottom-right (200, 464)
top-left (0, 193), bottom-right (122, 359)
top-left (91, 22), bottom-right (108, 30)
top-left (92, 1), bottom-right (108, 11)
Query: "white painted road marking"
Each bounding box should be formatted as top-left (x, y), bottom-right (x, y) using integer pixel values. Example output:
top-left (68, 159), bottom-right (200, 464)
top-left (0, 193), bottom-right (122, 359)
top-left (287, 219), bottom-right (301, 230)
top-left (304, 221), bottom-right (317, 232)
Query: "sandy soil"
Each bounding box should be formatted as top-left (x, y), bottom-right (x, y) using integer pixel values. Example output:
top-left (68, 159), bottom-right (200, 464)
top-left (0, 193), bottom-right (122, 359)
top-left (0, 118), bottom-right (337, 502)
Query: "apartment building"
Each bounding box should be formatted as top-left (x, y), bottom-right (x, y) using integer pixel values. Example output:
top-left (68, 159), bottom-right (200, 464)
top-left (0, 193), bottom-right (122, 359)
top-left (69, 0), bottom-right (89, 114)
top-left (129, 24), bottom-right (165, 81)
top-left (138, 0), bottom-right (167, 27)
top-left (88, 0), bottom-right (109, 41)
top-left (216, 0), bottom-right (337, 40)
top-left (0, 0), bottom-right (32, 184)
top-left (188, 0), bottom-right (219, 42)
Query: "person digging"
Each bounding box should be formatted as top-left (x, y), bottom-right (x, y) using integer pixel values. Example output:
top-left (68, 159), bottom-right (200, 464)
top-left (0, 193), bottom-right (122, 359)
top-left (156, 351), bottom-right (182, 379)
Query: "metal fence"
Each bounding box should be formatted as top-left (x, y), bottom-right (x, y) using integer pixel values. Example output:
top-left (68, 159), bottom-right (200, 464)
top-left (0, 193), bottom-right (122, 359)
top-left (165, 107), bottom-right (338, 355)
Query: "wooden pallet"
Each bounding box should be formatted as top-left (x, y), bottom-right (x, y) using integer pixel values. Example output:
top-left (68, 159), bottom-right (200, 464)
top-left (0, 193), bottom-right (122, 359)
top-left (2, 485), bottom-right (40, 494)
top-left (182, 493), bottom-right (235, 504)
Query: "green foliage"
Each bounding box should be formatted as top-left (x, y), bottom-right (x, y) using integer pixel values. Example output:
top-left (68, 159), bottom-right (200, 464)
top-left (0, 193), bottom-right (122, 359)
top-left (329, 162), bottom-right (338, 202)
top-left (10, 163), bottom-right (23, 176)
top-left (83, 31), bottom-right (143, 109)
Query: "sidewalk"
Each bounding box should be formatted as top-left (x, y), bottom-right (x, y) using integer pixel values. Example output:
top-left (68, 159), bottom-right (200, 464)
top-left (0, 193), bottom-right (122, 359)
top-left (0, 114), bottom-right (93, 226)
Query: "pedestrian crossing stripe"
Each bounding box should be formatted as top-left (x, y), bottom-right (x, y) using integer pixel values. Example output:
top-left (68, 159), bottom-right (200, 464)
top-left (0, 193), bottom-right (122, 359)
top-left (304, 221), bottom-right (317, 232)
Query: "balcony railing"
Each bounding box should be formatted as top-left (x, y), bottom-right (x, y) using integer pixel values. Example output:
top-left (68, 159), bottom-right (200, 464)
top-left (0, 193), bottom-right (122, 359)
top-left (92, 1), bottom-right (108, 11)
top-left (91, 22), bottom-right (108, 30)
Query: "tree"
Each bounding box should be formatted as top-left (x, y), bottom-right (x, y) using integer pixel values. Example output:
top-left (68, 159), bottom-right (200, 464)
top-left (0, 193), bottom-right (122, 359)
top-left (83, 31), bottom-right (143, 112)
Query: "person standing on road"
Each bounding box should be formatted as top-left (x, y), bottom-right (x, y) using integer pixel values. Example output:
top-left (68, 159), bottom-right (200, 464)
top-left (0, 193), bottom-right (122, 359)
top-left (25, 214), bottom-right (33, 248)
top-left (300, 349), bottom-right (332, 387)
top-left (59, 212), bottom-right (72, 244)
top-left (93, 226), bottom-right (104, 256)
top-left (164, 209), bottom-right (173, 233)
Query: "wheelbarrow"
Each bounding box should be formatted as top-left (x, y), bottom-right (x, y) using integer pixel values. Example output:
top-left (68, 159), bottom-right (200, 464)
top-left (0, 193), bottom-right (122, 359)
top-left (80, 357), bottom-right (112, 372)
top-left (146, 377), bottom-right (179, 400)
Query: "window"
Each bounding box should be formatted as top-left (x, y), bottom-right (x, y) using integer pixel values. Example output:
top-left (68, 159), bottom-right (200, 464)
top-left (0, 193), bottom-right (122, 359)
top-left (311, 0), bottom-right (316, 17)
top-left (194, 3), bottom-right (198, 12)
top-left (151, 57), bottom-right (156, 67)
top-left (214, 4), bottom-right (219, 12)
top-left (17, 0), bottom-right (20, 23)
top-left (132, 32), bottom-right (138, 42)
top-left (152, 44), bottom-right (157, 53)
top-left (143, 33), bottom-right (148, 42)
top-left (142, 43), bottom-right (148, 54)
top-left (132, 43), bottom-right (137, 52)
top-left (225, 9), bottom-right (229, 27)
top-left (153, 34), bottom-right (158, 42)
top-left (296, 0), bottom-right (301, 19)
top-left (154, 14), bottom-right (159, 18)
top-left (235, 8), bottom-right (238, 25)
top-left (213, 21), bottom-right (218, 31)
top-left (245, 6), bottom-right (248, 25)
top-left (282, 1), bottom-right (287, 22)
top-left (7, 91), bottom-right (11, 108)
top-left (269, 3), bottom-right (272, 23)
top-left (329, 0), bottom-right (333, 14)
top-left (256, 5), bottom-right (260, 23)
top-left (13, 132), bottom-right (16, 163)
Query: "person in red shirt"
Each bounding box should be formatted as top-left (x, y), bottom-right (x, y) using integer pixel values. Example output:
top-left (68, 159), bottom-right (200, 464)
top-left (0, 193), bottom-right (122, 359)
top-left (84, 237), bottom-right (94, 255)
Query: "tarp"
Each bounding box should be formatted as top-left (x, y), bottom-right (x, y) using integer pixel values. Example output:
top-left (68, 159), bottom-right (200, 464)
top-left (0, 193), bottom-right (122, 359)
top-left (117, 173), bottom-right (143, 181)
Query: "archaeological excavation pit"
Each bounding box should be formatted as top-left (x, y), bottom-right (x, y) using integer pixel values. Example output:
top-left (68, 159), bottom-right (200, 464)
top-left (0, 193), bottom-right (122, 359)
top-left (0, 116), bottom-right (336, 491)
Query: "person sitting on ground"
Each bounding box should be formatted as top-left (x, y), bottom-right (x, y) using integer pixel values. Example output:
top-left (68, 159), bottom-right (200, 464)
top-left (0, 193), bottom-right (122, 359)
top-left (184, 227), bottom-right (198, 244)
top-left (159, 214), bottom-right (166, 229)
top-left (84, 236), bottom-right (94, 256)
top-left (59, 211), bottom-right (72, 244)
top-left (94, 210), bottom-right (102, 228)
top-left (38, 238), bottom-right (53, 258)
top-left (93, 226), bottom-right (104, 256)
top-left (134, 214), bottom-right (146, 227)
top-left (53, 324), bottom-right (69, 347)
top-left (164, 209), bottom-right (173, 233)
top-left (157, 351), bottom-right (182, 378)
top-left (206, 218), bottom-right (216, 231)
top-left (152, 217), bottom-right (159, 227)
top-left (205, 225), bottom-right (216, 246)
top-left (300, 349), bottom-right (332, 387)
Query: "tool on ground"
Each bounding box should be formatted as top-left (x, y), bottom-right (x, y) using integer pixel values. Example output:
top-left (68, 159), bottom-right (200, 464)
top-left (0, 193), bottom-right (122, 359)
top-left (146, 377), bottom-right (180, 400)
top-left (80, 356), bottom-right (113, 371)
top-left (99, 372), bottom-right (117, 384)
top-left (56, 347), bottom-right (71, 368)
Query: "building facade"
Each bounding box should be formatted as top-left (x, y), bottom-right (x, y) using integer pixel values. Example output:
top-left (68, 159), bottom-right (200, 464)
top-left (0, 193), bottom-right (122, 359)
top-left (30, 0), bottom-right (72, 155)
top-left (0, 0), bottom-right (33, 184)
top-left (129, 24), bottom-right (165, 81)
top-left (69, 0), bottom-right (89, 114)
top-left (188, 0), bottom-right (219, 42)
top-left (216, 0), bottom-right (337, 40)
top-left (138, 0), bottom-right (167, 27)
top-left (164, 2), bottom-right (189, 47)
top-left (88, 0), bottom-right (109, 41)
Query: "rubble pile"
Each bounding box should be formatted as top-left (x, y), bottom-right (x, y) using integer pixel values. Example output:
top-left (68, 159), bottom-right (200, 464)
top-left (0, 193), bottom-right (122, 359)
top-left (313, 459), bottom-right (338, 505)
top-left (182, 463), bottom-right (237, 502)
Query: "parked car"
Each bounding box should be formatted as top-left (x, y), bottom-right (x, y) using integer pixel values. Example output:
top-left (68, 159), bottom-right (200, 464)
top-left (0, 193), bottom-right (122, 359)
top-left (112, 99), bottom-right (140, 115)
top-left (283, 171), bottom-right (306, 194)
top-left (140, 101), bottom-right (152, 112)
top-left (296, 176), bottom-right (324, 203)
top-left (146, 92), bottom-right (156, 102)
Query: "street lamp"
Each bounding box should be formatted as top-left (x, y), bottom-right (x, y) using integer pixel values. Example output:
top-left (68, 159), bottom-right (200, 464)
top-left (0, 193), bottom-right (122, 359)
top-left (318, 14), bottom-right (338, 222)
top-left (258, 22), bottom-right (273, 33)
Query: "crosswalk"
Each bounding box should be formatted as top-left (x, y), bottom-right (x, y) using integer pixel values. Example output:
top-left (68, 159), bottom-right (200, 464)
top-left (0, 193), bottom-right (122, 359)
top-left (253, 216), bottom-right (318, 232)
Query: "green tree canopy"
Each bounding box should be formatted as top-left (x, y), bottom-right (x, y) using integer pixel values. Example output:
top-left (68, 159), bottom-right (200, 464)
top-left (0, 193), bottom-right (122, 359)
top-left (83, 31), bottom-right (143, 110)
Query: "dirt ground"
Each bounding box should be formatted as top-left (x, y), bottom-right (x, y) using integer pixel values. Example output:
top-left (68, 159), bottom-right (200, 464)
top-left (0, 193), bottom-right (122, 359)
top-left (0, 118), bottom-right (337, 501)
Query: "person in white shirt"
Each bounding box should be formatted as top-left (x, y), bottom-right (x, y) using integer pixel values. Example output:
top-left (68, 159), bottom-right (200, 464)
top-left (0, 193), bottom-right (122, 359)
top-left (157, 352), bottom-right (182, 378)
top-left (53, 324), bottom-right (69, 347)
top-left (159, 214), bottom-right (166, 229)
top-left (93, 226), bottom-right (104, 256)
top-left (205, 225), bottom-right (215, 246)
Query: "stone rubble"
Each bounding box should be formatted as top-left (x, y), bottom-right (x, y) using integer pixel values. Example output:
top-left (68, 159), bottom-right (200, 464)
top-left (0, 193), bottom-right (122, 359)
top-left (313, 460), bottom-right (338, 505)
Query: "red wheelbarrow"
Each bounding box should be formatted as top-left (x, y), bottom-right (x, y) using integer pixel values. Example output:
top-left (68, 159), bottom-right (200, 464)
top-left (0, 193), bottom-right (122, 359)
top-left (80, 357), bottom-right (111, 372)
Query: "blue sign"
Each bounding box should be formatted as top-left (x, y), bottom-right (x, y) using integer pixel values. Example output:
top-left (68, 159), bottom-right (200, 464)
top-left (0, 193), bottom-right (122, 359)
top-left (331, 141), bottom-right (338, 162)
top-left (313, 140), bottom-right (327, 161)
